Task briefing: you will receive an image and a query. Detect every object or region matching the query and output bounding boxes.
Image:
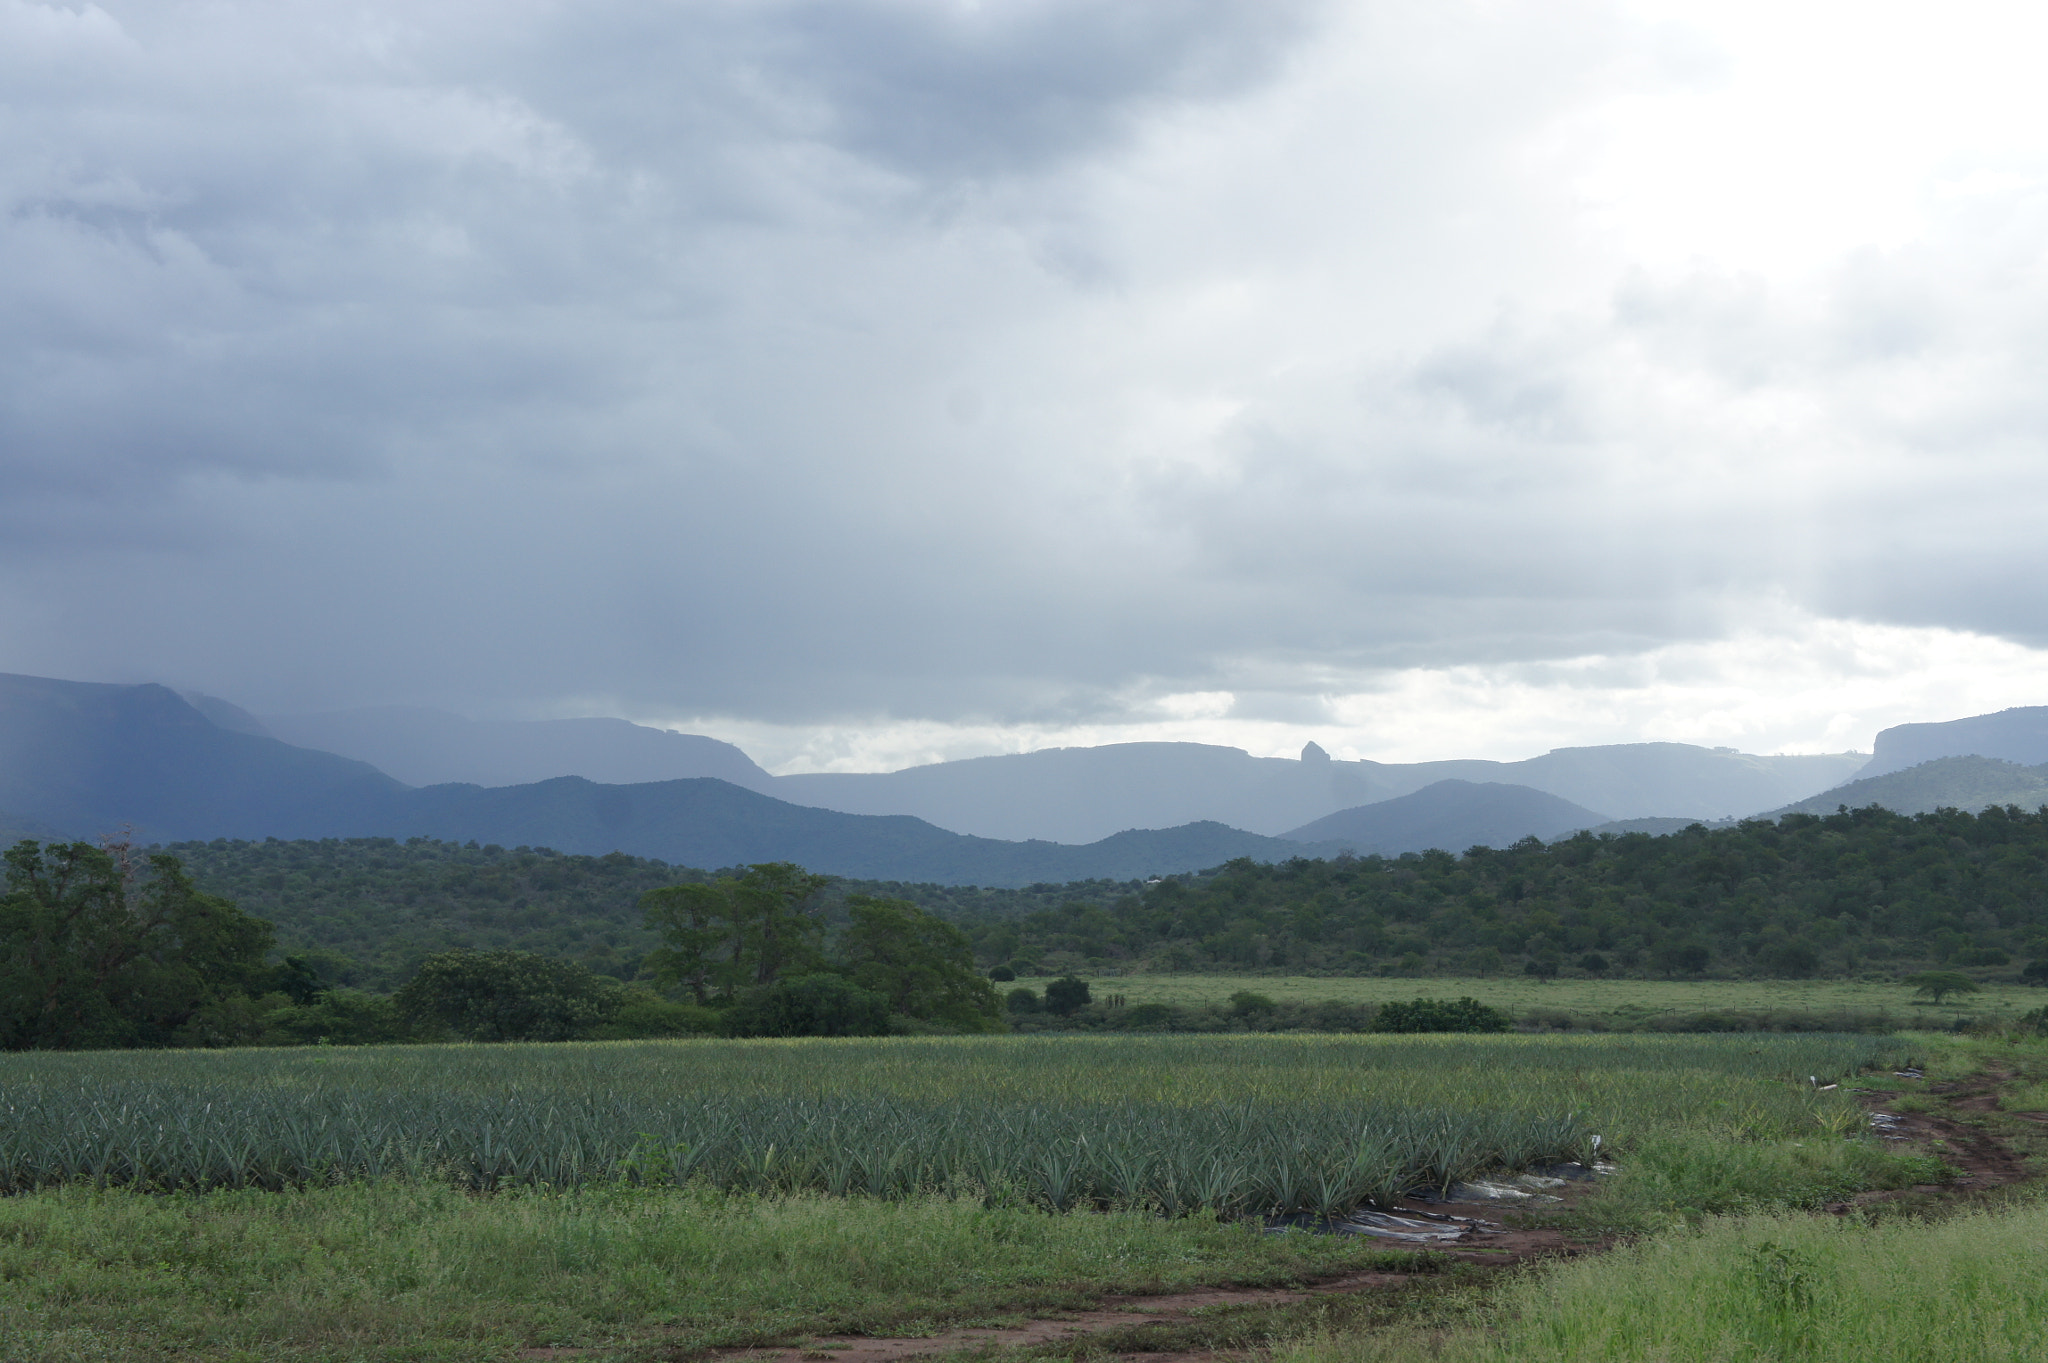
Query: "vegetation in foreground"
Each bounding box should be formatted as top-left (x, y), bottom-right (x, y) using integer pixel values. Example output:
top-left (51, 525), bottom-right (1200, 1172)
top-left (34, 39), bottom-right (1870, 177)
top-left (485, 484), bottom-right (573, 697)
top-left (1, 1033), bottom-right (1908, 1208)
top-left (0, 1182), bottom-right (1423, 1363)
top-left (1279, 1026), bottom-right (2048, 1363)
top-left (1279, 1199), bottom-right (2048, 1363)
top-left (2, 1028), bottom-right (2032, 1362)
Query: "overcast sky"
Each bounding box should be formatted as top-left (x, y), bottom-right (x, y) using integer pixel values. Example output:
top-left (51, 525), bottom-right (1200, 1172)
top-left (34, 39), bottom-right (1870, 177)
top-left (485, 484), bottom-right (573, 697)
top-left (6, 0), bottom-right (2048, 773)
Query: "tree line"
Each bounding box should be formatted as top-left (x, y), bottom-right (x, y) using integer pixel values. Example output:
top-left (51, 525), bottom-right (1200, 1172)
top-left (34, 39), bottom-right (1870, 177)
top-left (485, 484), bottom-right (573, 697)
top-left (154, 836), bottom-right (1099, 991)
top-left (960, 805), bottom-right (2048, 983)
top-left (0, 841), bottom-right (996, 1050)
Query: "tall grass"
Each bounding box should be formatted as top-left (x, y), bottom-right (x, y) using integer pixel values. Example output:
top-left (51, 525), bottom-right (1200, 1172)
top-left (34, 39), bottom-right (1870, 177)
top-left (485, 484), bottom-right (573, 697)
top-left (1281, 1198), bottom-right (2048, 1362)
top-left (0, 1181), bottom-right (1405, 1362)
top-left (0, 1034), bottom-right (1906, 1216)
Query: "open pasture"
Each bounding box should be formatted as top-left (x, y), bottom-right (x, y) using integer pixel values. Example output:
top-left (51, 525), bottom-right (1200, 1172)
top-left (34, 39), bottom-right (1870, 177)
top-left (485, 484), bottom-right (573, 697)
top-left (0, 1033), bottom-right (1904, 1216)
top-left (1101, 973), bottom-right (2042, 1020)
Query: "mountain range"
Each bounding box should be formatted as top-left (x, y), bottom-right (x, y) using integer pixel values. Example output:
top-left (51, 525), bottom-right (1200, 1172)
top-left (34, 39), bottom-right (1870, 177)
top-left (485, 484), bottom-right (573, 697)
top-left (250, 702), bottom-right (1865, 840)
top-left (5, 669), bottom-right (2045, 885)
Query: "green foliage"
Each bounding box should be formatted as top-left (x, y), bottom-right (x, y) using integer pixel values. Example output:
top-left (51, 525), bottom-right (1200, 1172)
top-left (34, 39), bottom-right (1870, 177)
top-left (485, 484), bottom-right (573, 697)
top-left (392, 949), bottom-right (624, 1042)
top-left (721, 973), bottom-right (893, 1038)
top-left (164, 837), bottom-right (711, 989)
top-left (1228, 989), bottom-right (1278, 1017)
top-left (1371, 997), bottom-right (1512, 1034)
top-left (257, 988), bottom-right (409, 1045)
top-left (724, 970), bottom-right (892, 1035)
top-left (948, 805), bottom-right (2048, 980)
top-left (1, 840), bottom-right (276, 1050)
top-left (640, 862), bottom-right (833, 1004)
top-left (588, 990), bottom-right (722, 1040)
top-left (0, 1034), bottom-right (1907, 1212)
top-left (165, 804), bottom-right (2048, 994)
top-left (838, 896), bottom-right (1001, 1029)
top-left (1902, 969), bottom-right (1982, 1004)
top-left (1006, 986), bottom-right (1041, 1014)
top-left (1283, 1202), bottom-right (2048, 1363)
top-left (1042, 974), bottom-right (1091, 1015)
top-left (0, 1181), bottom-right (1404, 1363)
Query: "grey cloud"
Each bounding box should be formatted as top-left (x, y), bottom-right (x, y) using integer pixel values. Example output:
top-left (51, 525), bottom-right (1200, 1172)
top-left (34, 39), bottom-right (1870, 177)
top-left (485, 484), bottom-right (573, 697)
top-left (4, 0), bottom-right (2048, 741)
top-left (762, 0), bottom-right (1314, 181)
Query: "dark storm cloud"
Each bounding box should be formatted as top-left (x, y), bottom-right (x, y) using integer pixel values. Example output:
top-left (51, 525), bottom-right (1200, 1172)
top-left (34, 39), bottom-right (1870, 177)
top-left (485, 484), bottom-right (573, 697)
top-left (3, 0), bottom-right (2047, 751)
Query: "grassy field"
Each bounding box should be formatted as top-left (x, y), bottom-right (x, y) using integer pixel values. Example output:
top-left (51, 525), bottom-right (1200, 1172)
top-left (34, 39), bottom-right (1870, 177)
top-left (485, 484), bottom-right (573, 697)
top-left (0, 1030), bottom-right (1996, 1363)
top-left (1100, 973), bottom-right (2045, 1020)
top-left (0, 1182), bottom-right (1420, 1363)
top-left (1282, 1198), bottom-right (2048, 1363)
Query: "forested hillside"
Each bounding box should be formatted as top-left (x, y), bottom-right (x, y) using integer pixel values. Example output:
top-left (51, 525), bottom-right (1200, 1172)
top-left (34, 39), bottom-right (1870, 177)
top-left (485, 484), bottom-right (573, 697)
top-left (165, 838), bottom-right (1124, 990)
top-left (166, 804), bottom-right (2048, 987)
top-left (163, 839), bottom-right (704, 989)
top-left (966, 805), bottom-right (2048, 981)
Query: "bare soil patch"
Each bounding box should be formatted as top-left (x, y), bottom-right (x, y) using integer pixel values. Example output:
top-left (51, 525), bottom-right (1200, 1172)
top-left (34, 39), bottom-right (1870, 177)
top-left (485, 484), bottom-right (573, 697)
top-left (1848, 1069), bottom-right (2033, 1208)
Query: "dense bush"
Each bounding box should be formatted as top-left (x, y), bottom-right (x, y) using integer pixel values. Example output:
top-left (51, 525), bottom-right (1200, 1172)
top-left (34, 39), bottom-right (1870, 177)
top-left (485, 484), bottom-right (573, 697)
top-left (948, 804), bottom-right (2048, 981)
top-left (721, 974), bottom-right (891, 1037)
top-left (1371, 997), bottom-right (1513, 1034)
top-left (394, 950), bottom-right (625, 1042)
top-left (1042, 975), bottom-right (1091, 1015)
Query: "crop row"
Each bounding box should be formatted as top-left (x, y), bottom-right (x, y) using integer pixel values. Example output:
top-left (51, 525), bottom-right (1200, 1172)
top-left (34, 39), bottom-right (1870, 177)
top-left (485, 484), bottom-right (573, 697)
top-left (0, 1083), bottom-right (1593, 1216)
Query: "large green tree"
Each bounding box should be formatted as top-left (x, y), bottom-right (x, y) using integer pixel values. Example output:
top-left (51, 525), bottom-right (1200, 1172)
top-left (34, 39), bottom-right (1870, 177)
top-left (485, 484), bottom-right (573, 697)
top-left (838, 895), bottom-right (1001, 1029)
top-left (641, 862), bottom-right (831, 1003)
top-left (0, 840), bottom-right (274, 1050)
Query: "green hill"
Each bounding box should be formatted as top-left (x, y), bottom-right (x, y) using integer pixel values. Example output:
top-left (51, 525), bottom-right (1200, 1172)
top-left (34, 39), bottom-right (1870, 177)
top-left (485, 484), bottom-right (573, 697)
top-left (158, 837), bottom-right (1140, 990)
top-left (151, 800), bottom-right (2048, 989)
top-left (1770, 756), bottom-right (2048, 818)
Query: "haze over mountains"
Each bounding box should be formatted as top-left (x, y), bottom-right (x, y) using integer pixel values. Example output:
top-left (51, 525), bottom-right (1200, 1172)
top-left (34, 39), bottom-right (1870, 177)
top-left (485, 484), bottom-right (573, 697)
top-left (261, 707), bottom-right (774, 793)
top-left (1283, 782), bottom-right (1610, 855)
top-left (259, 705), bottom-right (1864, 842)
top-left (6, 670), bottom-right (2046, 886)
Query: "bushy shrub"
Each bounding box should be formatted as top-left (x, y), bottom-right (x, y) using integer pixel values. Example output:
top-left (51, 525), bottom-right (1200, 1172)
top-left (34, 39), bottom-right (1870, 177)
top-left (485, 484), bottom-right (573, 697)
top-left (1006, 987), bottom-right (1041, 1014)
top-left (1042, 975), bottom-right (1091, 1015)
top-left (1228, 989), bottom-right (1277, 1017)
top-left (1119, 1002), bottom-right (1176, 1029)
top-left (587, 990), bottom-right (721, 1039)
top-left (722, 974), bottom-right (891, 1038)
top-left (262, 988), bottom-right (410, 1045)
top-left (1371, 996), bottom-right (1511, 1034)
top-left (393, 950), bottom-right (622, 1042)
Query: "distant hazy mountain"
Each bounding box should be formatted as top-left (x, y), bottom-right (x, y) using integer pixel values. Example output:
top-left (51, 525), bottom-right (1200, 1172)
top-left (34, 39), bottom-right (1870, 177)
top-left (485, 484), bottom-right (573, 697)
top-left (0, 672), bottom-right (1335, 885)
top-left (0, 672), bottom-right (407, 844)
top-left (1860, 706), bottom-right (2048, 778)
top-left (1769, 755), bottom-right (2048, 819)
top-left (774, 740), bottom-right (1867, 842)
top-left (1573, 817), bottom-right (1726, 839)
top-left (381, 777), bottom-right (1342, 884)
top-left (0, 668), bottom-right (1879, 884)
top-left (1282, 780), bottom-right (1610, 854)
top-left (263, 707), bottom-right (775, 791)
top-left (773, 742), bottom-right (1381, 844)
top-left (178, 692), bottom-right (275, 737)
